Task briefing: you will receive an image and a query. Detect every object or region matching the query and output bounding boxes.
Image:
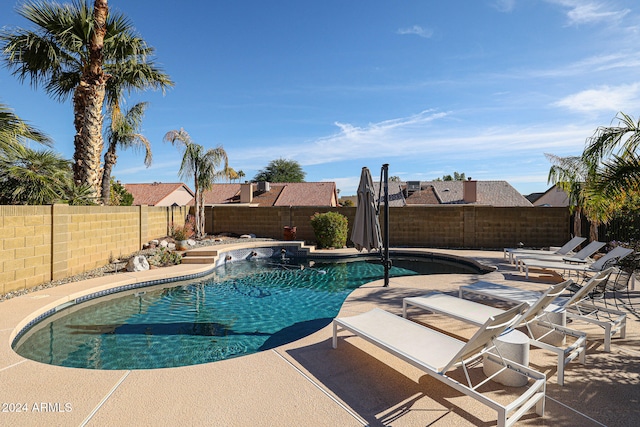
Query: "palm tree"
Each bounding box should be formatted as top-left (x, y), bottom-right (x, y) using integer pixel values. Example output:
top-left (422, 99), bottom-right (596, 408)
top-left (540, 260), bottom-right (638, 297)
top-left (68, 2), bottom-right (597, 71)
top-left (546, 154), bottom-right (615, 242)
top-left (0, 102), bottom-right (52, 152)
top-left (583, 112), bottom-right (640, 197)
top-left (164, 129), bottom-right (228, 238)
top-left (1, 0), bottom-right (173, 199)
top-left (0, 144), bottom-right (72, 205)
top-left (101, 102), bottom-right (151, 204)
top-left (226, 167), bottom-right (239, 182)
top-left (237, 170), bottom-right (246, 182)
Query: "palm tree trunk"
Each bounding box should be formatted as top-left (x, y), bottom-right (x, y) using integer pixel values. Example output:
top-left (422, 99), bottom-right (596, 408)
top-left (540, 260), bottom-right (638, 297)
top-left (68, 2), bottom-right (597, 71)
top-left (198, 191), bottom-right (206, 237)
top-left (193, 175), bottom-right (201, 239)
top-left (101, 143), bottom-right (117, 204)
top-left (573, 210), bottom-right (582, 238)
top-left (590, 220), bottom-right (599, 242)
top-left (72, 0), bottom-right (109, 201)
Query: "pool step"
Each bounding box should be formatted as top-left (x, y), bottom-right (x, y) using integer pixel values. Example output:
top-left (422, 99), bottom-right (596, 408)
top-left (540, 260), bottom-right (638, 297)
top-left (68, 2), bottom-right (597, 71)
top-left (181, 255), bottom-right (217, 264)
top-left (180, 249), bottom-right (219, 264)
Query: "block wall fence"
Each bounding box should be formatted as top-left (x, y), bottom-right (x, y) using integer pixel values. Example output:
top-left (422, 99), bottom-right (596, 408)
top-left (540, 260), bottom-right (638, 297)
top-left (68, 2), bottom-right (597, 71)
top-left (0, 205), bottom-right (189, 294)
top-left (1, 204), bottom-right (569, 295)
top-left (205, 205), bottom-right (570, 249)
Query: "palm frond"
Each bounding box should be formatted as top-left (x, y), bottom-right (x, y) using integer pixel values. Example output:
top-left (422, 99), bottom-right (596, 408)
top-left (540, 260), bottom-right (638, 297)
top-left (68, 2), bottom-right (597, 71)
top-left (583, 112), bottom-right (640, 164)
top-left (593, 153), bottom-right (640, 197)
top-left (0, 102), bottom-right (52, 150)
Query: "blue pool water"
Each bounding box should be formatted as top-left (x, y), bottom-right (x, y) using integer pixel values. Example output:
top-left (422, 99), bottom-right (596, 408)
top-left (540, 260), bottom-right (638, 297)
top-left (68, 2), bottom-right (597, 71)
top-left (13, 257), bottom-right (480, 370)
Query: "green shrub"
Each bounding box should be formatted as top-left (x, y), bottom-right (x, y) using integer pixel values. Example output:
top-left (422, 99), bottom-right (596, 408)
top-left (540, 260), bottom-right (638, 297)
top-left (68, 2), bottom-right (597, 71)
top-left (310, 211), bottom-right (348, 249)
top-left (148, 247), bottom-right (182, 267)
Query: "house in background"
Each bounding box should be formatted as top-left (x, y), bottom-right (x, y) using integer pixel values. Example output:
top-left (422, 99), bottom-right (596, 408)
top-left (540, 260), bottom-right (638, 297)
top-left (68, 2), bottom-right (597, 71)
top-left (124, 182), bottom-right (194, 206)
top-left (202, 182), bottom-right (339, 206)
top-left (372, 181), bottom-right (407, 207)
top-left (527, 184), bottom-right (570, 207)
top-left (401, 180), bottom-right (533, 207)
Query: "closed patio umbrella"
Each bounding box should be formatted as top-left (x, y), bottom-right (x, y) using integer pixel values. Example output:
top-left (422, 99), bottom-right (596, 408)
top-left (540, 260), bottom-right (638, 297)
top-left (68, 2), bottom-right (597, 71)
top-left (351, 167), bottom-right (382, 253)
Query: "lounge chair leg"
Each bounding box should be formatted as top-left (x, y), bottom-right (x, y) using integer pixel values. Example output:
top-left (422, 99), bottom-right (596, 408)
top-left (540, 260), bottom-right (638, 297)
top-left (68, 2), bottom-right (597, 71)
top-left (536, 392), bottom-right (546, 416)
top-left (332, 322), bottom-right (338, 349)
top-left (557, 354), bottom-right (564, 386)
top-left (604, 325), bottom-right (611, 352)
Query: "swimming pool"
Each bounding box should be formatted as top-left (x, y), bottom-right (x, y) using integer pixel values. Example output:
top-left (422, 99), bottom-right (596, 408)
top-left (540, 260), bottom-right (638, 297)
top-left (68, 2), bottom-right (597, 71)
top-left (13, 255), bottom-right (483, 370)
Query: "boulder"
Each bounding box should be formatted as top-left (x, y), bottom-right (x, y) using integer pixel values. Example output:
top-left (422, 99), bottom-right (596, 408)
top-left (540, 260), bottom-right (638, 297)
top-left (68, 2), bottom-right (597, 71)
top-left (168, 243), bottom-right (176, 250)
top-left (159, 240), bottom-right (169, 248)
top-left (240, 234), bottom-right (256, 239)
top-left (126, 255), bottom-right (149, 272)
top-left (187, 239), bottom-right (196, 246)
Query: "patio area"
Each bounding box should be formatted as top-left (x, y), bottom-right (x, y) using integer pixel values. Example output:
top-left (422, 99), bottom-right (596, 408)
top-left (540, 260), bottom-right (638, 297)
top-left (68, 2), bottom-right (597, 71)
top-left (1, 246), bottom-right (639, 426)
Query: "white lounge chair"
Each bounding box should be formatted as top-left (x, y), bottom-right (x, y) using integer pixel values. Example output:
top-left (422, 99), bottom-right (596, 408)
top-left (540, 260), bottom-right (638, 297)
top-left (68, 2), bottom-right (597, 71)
top-left (514, 240), bottom-right (605, 268)
top-left (459, 268), bottom-right (625, 352)
top-left (403, 280), bottom-right (586, 385)
top-left (504, 236), bottom-right (586, 264)
top-left (332, 304), bottom-right (546, 427)
top-left (518, 245), bottom-right (633, 279)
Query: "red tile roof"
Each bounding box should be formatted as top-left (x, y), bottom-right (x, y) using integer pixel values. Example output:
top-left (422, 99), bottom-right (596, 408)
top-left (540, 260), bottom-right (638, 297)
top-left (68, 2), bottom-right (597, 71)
top-left (201, 182), bottom-right (338, 206)
top-left (124, 183), bottom-right (194, 206)
top-left (272, 182), bottom-right (337, 206)
top-left (201, 184), bottom-right (241, 204)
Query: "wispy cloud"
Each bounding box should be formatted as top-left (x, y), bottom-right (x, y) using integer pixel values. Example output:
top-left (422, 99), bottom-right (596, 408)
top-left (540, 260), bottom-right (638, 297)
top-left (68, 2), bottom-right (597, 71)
top-left (397, 25), bottom-right (434, 38)
top-left (497, 51), bottom-right (640, 80)
top-left (493, 0), bottom-right (516, 13)
top-left (229, 109), bottom-right (592, 170)
top-left (547, 0), bottom-right (630, 25)
top-left (554, 83), bottom-right (640, 113)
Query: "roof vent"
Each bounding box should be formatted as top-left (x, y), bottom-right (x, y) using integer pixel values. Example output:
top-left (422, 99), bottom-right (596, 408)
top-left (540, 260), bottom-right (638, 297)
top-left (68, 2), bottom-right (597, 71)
top-left (257, 181), bottom-right (270, 192)
top-left (407, 181), bottom-right (421, 193)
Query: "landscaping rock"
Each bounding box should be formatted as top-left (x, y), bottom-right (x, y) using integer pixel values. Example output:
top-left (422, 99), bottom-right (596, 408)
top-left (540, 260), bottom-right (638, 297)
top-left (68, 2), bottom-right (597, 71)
top-left (126, 255), bottom-right (150, 272)
top-left (187, 239), bottom-right (196, 246)
top-left (159, 240), bottom-right (169, 248)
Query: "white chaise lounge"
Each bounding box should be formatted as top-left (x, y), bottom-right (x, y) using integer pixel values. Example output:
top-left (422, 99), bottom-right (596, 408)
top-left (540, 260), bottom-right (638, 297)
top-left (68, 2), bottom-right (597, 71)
top-left (518, 246), bottom-right (633, 279)
top-left (504, 236), bottom-right (586, 264)
top-left (513, 240), bottom-right (605, 268)
top-left (402, 280), bottom-right (586, 385)
top-left (332, 304), bottom-right (546, 427)
top-left (459, 268), bottom-right (625, 352)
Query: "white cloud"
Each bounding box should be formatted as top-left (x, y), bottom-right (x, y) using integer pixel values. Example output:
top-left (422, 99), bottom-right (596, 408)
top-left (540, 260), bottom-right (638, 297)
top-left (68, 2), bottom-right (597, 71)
top-left (397, 25), bottom-right (434, 38)
top-left (493, 0), bottom-right (516, 13)
top-left (229, 109), bottom-right (592, 172)
top-left (498, 51), bottom-right (640, 82)
top-left (546, 0), bottom-right (630, 25)
top-left (553, 83), bottom-right (640, 113)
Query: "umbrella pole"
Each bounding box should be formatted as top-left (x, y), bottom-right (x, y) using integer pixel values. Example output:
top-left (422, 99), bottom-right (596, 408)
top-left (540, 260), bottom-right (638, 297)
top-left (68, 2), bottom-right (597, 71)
top-left (382, 163), bottom-right (390, 287)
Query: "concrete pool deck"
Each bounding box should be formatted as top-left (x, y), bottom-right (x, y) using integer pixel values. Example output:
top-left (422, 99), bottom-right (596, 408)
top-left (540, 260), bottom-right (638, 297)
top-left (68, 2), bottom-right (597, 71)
top-left (1, 245), bottom-right (639, 426)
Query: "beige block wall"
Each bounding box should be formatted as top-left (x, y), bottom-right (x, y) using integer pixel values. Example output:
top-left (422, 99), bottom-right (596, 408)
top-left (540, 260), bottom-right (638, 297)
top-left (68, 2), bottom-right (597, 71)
top-left (207, 205), bottom-right (570, 249)
top-left (1, 206), bottom-right (52, 294)
top-left (1, 205), bottom-right (182, 294)
top-left (1, 204), bottom-right (570, 295)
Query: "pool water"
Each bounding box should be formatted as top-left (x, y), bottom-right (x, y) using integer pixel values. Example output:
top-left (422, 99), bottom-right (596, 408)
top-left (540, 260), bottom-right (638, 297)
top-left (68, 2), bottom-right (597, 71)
top-left (13, 257), bottom-right (478, 370)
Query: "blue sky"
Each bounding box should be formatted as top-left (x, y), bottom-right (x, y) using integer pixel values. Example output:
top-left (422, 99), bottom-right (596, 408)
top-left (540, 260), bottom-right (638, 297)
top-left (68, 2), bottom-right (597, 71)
top-left (2, 0), bottom-right (639, 196)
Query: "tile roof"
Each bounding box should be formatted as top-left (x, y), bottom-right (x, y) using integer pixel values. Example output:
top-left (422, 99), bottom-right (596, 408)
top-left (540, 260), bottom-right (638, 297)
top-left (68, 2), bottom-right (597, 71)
top-left (201, 184), bottom-right (241, 204)
top-left (201, 182), bottom-right (338, 206)
top-left (403, 181), bottom-right (532, 207)
top-left (124, 183), bottom-right (194, 206)
top-left (272, 182), bottom-right (337, 206)
top-left (371, 182), bottom-right (407, 207)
